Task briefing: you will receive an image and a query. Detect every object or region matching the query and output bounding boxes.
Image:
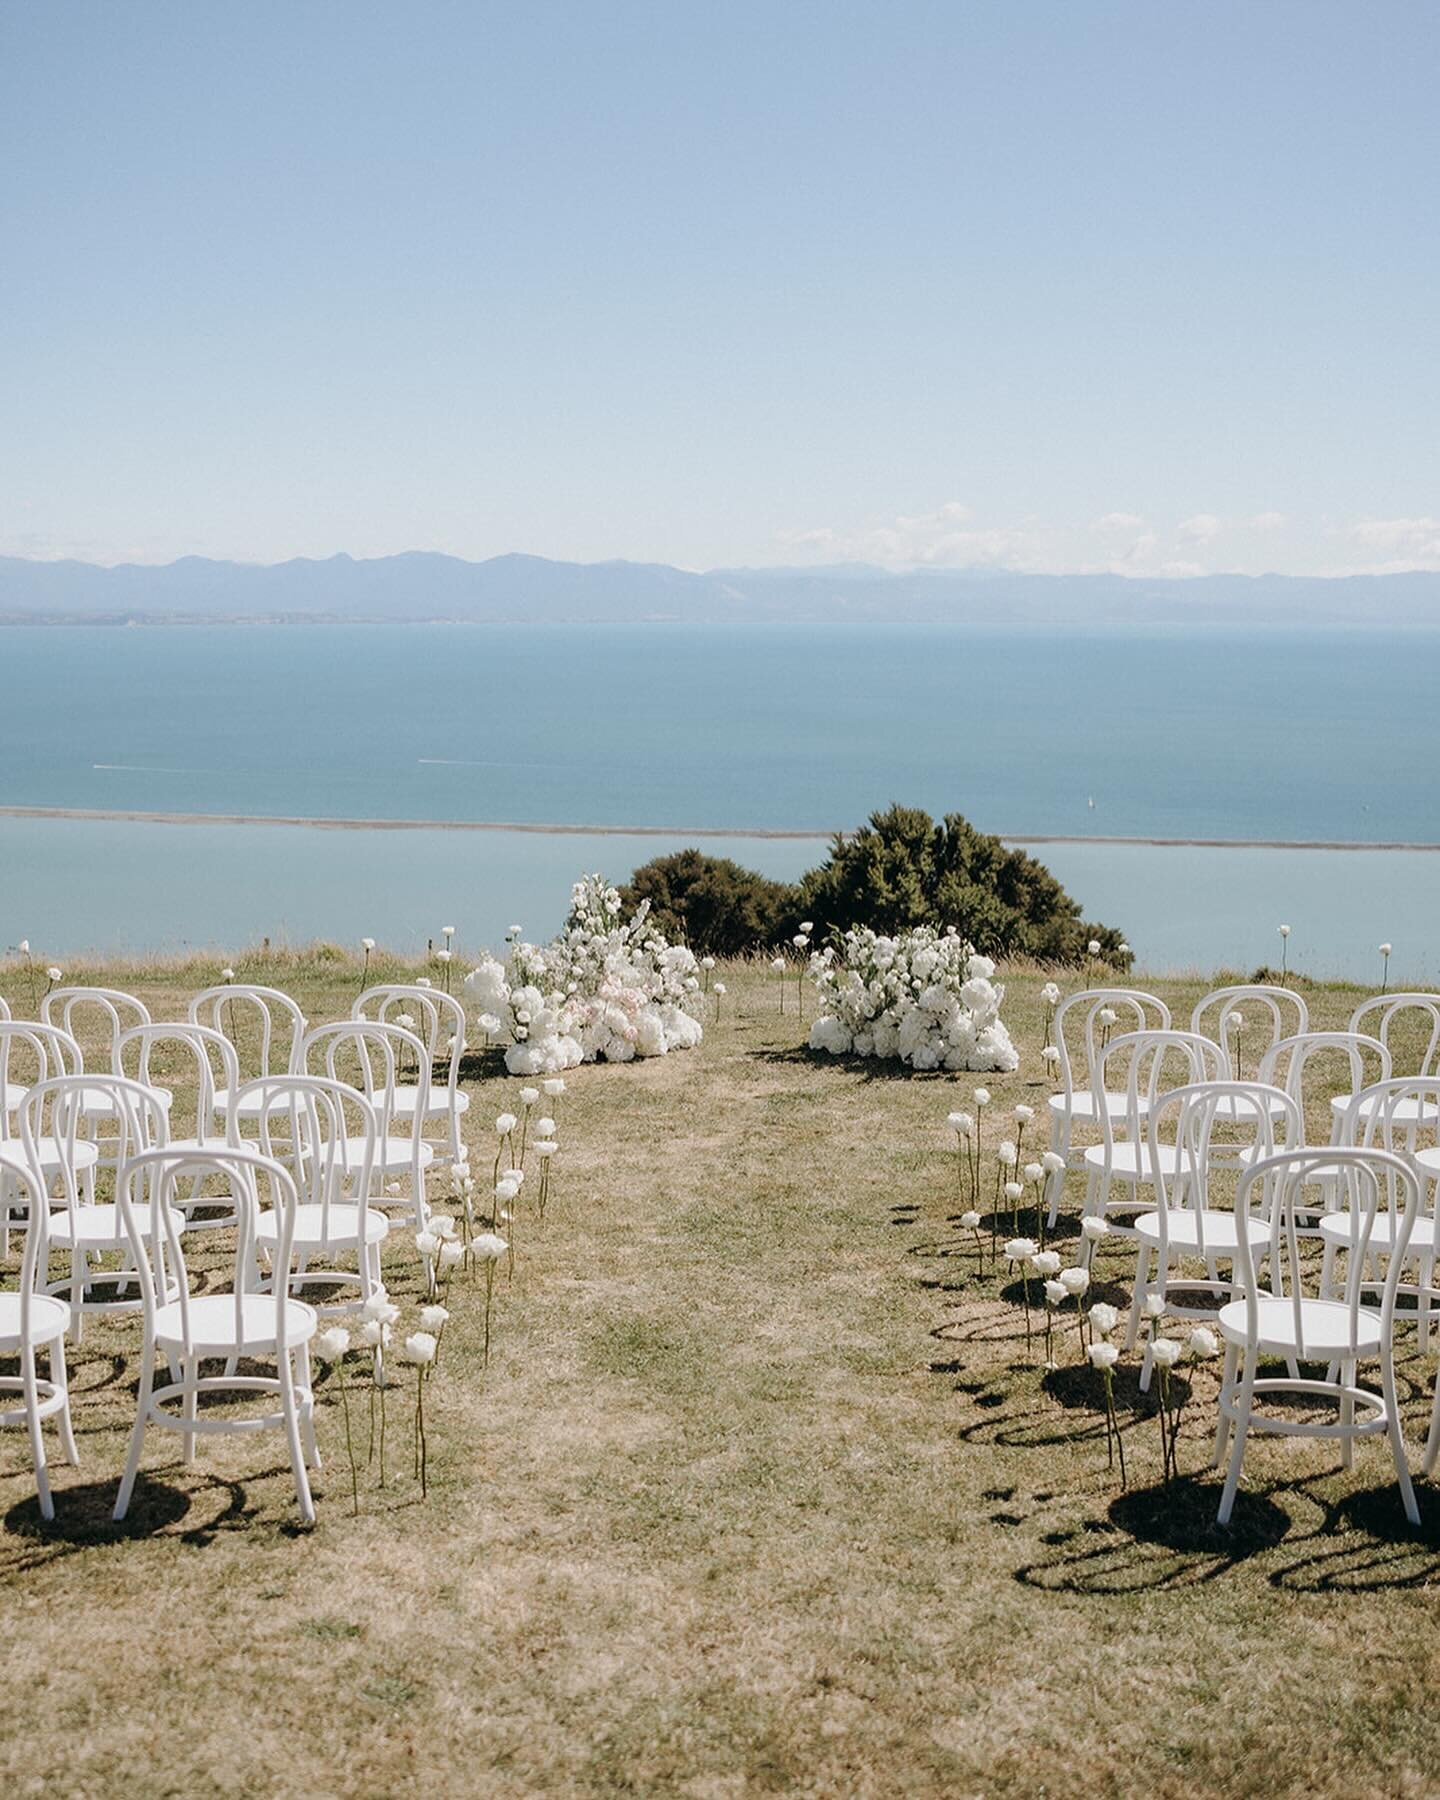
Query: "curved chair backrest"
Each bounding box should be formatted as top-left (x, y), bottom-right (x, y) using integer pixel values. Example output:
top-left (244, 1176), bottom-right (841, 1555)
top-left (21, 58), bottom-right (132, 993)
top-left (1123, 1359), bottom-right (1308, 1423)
top-left (300, 1020), bottom-right (430, 1146)
top-left (1235, 1146), bottom-right (1419, 1360)
top-left (115, 1145), bottom-right (301, 1356)
top-left (1092, 1029), bottom-right (1228, 1153)
top-left (40, 987), bottom-right (151, 1071)
top-left (238, 1074), bottom-right (379, 1237)
top-left (1053, 988), bottom-right (1172, 1105)
top-left (0, 1022), bottom-right (84, 1143)
top-left (1190, 985), bottom-right (1309, 1068)
top-left (20, 1073), bottom-right (169, 1206)
top-left (353, 985), bottom-right (465, 1099)
top-left (1348, 994), bottom-right (1440, 1080)
top-left (1258, 1032), bottom-right (1391, 1142)
top-left (118, 1022), bottom-right (240, 1144)
top-left (189, 984), bottom-right (308, 1082)
top-left (1148, 1080), bottom-right (1301, 1259)
top-left (0, 996), bottom-right (8, 1021)
top-left (1339, 1077), bottom-right (1440, 1163)
top-left (0, 1149), bottom-right (54, 1349)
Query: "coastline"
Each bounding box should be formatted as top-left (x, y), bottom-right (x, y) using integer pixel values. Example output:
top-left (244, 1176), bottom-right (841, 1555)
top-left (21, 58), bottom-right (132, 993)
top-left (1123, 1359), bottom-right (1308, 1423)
top-left (2, 803), bottom-right (1439, 852)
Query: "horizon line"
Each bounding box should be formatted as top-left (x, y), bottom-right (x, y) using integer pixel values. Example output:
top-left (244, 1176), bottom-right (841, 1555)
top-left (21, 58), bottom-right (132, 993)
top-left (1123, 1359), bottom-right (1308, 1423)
top-left (2, 804), bottom-right (1438, 853)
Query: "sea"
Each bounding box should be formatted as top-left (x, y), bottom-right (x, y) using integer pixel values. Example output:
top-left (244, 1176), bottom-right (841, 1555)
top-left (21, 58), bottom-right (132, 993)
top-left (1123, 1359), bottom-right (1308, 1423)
top-left (2, 621), bottom-right (1437, 981)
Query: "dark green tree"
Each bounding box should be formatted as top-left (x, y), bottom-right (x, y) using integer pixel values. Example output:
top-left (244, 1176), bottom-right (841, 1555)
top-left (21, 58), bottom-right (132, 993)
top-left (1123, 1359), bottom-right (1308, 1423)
top-left (620, 849), bottom-right (801, 955)
top-left (798, 804), bottom-right (1128, 964)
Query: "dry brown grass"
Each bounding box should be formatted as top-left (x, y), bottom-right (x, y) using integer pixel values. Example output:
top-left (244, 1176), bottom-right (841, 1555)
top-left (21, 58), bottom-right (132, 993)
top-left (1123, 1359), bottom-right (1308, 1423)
top-left (2, 955), bottom-right (1439, 1799)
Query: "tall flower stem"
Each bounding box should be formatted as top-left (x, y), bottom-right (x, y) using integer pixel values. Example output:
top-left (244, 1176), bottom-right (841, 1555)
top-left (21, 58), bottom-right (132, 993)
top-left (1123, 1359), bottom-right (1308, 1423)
top-left (1104, 1369), bottom-right (1126, 1487)
top-left (483, 1261), bottom-right (495, 1367)
top-left (337, 1359), bottom-right (359, 1516)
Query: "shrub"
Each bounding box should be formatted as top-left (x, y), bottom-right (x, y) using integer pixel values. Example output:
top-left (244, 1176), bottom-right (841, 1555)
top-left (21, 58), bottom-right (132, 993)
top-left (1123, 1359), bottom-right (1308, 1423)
top-left (798, 805), bottom-right (1128, 966)
top-left (620, 850), bottom-right (801, 955)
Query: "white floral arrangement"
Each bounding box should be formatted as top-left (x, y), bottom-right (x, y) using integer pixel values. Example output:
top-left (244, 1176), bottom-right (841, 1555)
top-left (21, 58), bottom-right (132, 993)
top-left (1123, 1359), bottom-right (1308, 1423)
top-left (807, 926), bottom-right (1019, 1072)
top-left (464, 875), bottom-right (704, 1074)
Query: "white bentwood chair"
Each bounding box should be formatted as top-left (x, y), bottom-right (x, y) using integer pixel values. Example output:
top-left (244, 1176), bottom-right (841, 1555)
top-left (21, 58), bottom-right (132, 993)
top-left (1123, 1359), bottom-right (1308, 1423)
top-left (113, 1146), bottom-right (320, 1525)
top-left (1215, 1145), bottom-right (1421, 1526)
top-left (0, 1022), bottom-right (86, 1253)
top-left (189, 983), bottom-right (308, 1128)
top-left (1044, 989), bottom-right (1172, 1225)
top-left (1327, 994), bottom-right (1440, 1139)
top-left (0, 1143), bottom-right (79, 1520)
top-left (1128, 1080), bottom-right (1300, 1386)
top-left (22, 1074), bottom-right (172, 1342)
top-left (1077, 1028), bottom-right (1227, 1252)
top-left (352, 984), bottom-right (469, 1170)
top-left (243, 1075), bottom-right (388, 1318)
top-left (302, 1020), bottom-right (433, 1229)
top-left (40, 987), bottom-right (172, 1129)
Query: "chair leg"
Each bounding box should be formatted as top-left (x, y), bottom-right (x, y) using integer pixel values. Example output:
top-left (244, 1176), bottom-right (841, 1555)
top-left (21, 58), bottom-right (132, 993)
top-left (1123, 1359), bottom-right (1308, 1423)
top-left (50, 1337), bottom-right (79, 1466)
top-left (1339, 1358), bottom-right (1355, 1470)
top-left (113, 1356), bottom-right (155, 1520)
top-left (297, 1342), bottom-right (321, 1470)
top-left (1380, 1340), bottom-right (1421, 1525)
top-left (21, 1347), bottom-right (53, 1522)
top-left (1424, 1358), bottom-right (1440, 1477)
top-left (181, 1356), bottom-right (199, 1466)
top-left (70, 1248), bottom-right (85, 1346)
top-left (280, 1350), bottom-right (316, 1525)
top-left (1214, 1343), bottom-right (1238, 1468)
top-left (1217, 1350), bottom-right (1255, 1524)
top-left (1124, 1247), bottom-right (1149, 1352)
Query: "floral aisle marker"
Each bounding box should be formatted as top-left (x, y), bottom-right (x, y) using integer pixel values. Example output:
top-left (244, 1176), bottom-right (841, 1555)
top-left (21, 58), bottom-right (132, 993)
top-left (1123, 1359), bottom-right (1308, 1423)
top-left (807, 930), bottom-right (1019, 1072)
top-left (465, 874), bottom-right (704, 1074)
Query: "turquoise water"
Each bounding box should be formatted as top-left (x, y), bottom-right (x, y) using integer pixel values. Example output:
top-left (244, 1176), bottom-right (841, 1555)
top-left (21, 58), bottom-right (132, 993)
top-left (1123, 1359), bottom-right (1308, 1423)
top-left (1, 623), bottom-right (1437, 976)
top-left (4, 622), bottom-right (1437, 839)
top-left (0, 816), bottom-right (1433, 983)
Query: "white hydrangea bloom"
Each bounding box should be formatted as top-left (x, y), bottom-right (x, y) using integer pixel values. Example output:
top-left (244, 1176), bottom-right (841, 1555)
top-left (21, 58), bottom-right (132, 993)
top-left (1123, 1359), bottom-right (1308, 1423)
top-left (807, 924), bottom-right (1018, 1072)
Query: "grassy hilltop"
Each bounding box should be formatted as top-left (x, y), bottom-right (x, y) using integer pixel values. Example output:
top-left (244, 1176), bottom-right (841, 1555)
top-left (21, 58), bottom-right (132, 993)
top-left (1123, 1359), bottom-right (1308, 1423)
top-left (2, 950), bottom-right (1438, 1799)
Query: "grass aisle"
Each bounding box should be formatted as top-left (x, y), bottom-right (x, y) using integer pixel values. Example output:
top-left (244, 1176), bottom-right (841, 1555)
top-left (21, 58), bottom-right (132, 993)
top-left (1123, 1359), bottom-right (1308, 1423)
top-left (2, 957), bottom-right (1439, 1796)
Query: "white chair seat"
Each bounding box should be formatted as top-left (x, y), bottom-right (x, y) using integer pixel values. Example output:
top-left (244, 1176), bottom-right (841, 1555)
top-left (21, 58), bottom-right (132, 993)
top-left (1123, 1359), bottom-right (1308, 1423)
top-left (77, 1082), bottom-right (171, 1117)
top-left (152, 1293), bottom-right (317, 1356)
top-left (1082, 1141), bottom-right (1184, 1180)
top-left (165, 1133), bottom-right (234, 1157)
top-left (1134, 1209), bottom-right (1269, 1252)
top-left (1217, 1295), bottom-right (1383, 1359)
top-left (1415, 1146), bottom-right (1440, 1178)
top-left (1, 1081), bottom-right (30, 1120)
top-left (13, 1137), bottom-right (101, 1181)
top-left (1318, 1210), bottom-right (1440, 1254)
top-left (51, 1202), bottom-right (186, 1250)
top-left (1048, 1090), bottom-right (1147, 1122)
top-left (1331, 1093), bottom-right (1434, 1127)
top-left (257, 1203), bottom-right (390, 1249)
top-left (1235, 1142), bottom-right (1341, 1182)
top-left (320, 1137), bottom-right (433, 1175)
top-left (0, 1290), bottom-right (70, 1347)
top-left (391, 1086), bottom-right (469, 1120)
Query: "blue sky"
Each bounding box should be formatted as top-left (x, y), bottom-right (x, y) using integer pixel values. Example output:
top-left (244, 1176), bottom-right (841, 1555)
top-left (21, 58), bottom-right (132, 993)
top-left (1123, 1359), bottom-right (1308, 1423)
top-left (2, 2), bottom-right (1437, 575)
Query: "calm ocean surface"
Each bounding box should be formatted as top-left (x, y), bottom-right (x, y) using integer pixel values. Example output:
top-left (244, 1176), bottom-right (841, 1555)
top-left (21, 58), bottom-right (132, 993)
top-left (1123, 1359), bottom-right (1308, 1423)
top-left (2, 622), bottom-right (1437, 977)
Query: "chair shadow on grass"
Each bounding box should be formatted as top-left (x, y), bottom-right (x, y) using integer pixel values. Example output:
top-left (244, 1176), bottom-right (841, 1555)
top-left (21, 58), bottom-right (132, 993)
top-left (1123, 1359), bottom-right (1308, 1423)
top-left (3, 1458), bottom-right (321, 1568)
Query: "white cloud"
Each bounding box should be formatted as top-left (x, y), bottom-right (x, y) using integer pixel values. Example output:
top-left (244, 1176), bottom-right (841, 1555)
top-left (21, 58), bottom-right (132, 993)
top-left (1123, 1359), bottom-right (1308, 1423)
top-left (1177, 513), bottom-right (1222, 543)
top-left (1249, 511), bottom-right (1287, 531)
top-left (774, 503), bottom-right (1055, 571)
top-left (1347, 516), bottom-right (1440, 552)
top-left (1092, 511), bottom-right (1145, 532)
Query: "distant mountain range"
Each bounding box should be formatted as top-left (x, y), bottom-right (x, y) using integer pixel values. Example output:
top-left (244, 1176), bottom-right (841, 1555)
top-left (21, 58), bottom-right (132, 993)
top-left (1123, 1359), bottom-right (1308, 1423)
top-left (3, 550), bottom-right (1439, 628)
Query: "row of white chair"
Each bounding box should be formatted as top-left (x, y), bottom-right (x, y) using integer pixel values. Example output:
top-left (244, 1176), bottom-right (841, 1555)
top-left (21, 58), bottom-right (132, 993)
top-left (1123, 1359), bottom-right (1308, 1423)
top-left (0, 979), bottom-right (483, 1523)
top-left (1043, 998), bottom-right (1440, 1522)
top-left (1, 981), bottom-right (471, 1172)
top-left (3, 1137), bottom-right (324, 1523)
